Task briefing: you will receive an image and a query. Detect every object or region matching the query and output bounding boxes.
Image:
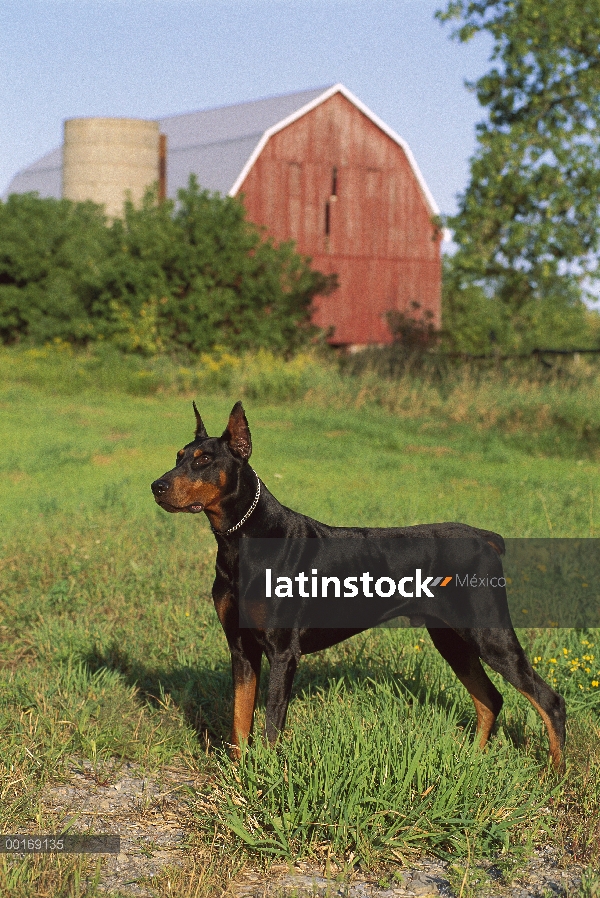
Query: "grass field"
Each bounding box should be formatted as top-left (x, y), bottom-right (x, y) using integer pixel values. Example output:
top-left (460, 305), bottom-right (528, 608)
top-left (1, 346), bottom-right (599, 896)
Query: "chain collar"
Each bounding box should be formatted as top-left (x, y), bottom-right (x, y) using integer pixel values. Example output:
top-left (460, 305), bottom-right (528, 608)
top-left (212, 468), bottom-right (261, 536)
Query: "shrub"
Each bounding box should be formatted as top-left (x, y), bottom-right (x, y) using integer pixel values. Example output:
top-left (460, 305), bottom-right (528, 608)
top-left (0, 193), bottom-right (110, 345)
top-left (0, 180), bottom-right (336, 355)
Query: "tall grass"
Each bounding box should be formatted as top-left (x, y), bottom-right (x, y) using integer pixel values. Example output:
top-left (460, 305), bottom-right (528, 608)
top-left (208, 678), bottom-right (554, 864)
top-left (2, 342), bottom-right (600, 458)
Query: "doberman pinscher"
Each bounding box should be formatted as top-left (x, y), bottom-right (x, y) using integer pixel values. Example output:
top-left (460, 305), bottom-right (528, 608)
top-left (151, 402), bottom-right (566, 769)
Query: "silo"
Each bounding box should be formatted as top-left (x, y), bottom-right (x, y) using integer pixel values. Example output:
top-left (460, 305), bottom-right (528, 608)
top-left (62, 118), bottom-right (160, 217)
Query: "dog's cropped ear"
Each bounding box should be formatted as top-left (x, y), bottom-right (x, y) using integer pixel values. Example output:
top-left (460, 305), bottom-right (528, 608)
top-left (192, 401), bottom-right (208, 440)
top-left (223, 401), bottom-right (252, 459)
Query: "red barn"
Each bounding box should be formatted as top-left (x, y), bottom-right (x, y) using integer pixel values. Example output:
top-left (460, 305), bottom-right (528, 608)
top-left (230, 85), bottom-right (442, 346)
top-left (6, 84), bottom-right (442, 346)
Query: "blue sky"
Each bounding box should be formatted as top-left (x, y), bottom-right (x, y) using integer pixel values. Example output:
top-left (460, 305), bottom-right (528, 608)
top-left (1, 0), bottom-right (492, 216)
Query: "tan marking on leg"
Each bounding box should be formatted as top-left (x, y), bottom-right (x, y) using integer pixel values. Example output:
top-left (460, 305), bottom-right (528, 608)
top-left (231, 676), bottom-right (259, 755)
top-left (455, 658), bottom-right (501, 748)
top-left (519, 691), bottom-right (564, 772)
top-left (471, 696), bottom-right (497, 747)
top-left (214, 594), bottom-right (233, 629)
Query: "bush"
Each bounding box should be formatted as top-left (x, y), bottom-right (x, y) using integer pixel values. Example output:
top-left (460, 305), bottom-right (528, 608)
top-left (441, 256), bottom-right (600, 355)
top-left (0, 180), bottom-right (336, 355)
top-left (0, 193), bottom-right (110, 345)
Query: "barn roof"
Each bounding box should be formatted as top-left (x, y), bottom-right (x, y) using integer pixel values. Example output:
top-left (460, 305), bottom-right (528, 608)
top-left (4, 84), bottom-right (439, 215)
top-left (162, 86), bottom-right (329, 197)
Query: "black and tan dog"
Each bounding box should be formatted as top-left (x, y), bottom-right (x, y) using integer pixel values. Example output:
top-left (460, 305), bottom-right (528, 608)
top-left (151, 402), bottom-right (566, 769)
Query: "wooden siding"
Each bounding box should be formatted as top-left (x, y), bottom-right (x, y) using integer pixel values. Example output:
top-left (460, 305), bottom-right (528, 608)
top-left (239, 92), bottom-right (441, 345)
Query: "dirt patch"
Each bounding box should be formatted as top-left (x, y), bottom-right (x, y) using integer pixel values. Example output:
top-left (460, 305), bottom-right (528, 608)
top-left (41, 759), bottom-right (201, 895)
top-left (8, 471), bottom-right (30, 484)
top-left (91, 454), bottom-right (114, 466)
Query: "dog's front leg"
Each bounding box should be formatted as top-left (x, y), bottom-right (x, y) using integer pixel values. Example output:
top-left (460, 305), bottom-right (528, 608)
top-left (214, 592), bottom-right (263, 756)
top-left (264, 652), bottom-right (298, 745)
top-left (229, 638), bottom-right (263, 756)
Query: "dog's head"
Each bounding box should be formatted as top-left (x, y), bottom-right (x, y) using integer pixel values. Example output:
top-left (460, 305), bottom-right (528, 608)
top-left (151, 402), bottom-right (252, 528)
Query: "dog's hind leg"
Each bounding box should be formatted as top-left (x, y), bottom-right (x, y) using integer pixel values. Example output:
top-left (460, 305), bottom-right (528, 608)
top-left (427, 626), bottom-right (504, 748)
top-left (462, 628), bottom-right (566, 771)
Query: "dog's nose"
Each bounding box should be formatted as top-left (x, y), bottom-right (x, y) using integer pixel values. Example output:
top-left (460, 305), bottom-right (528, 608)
top-left (151, 479), bottom-right (170, 496)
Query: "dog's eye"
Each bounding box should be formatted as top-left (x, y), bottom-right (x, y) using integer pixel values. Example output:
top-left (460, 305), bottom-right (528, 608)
top-left (192, 455), bottom-right (211, 469)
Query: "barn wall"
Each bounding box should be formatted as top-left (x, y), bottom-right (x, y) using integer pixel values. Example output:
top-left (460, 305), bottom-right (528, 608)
top-left (238, 92), bottom-right (441, 345)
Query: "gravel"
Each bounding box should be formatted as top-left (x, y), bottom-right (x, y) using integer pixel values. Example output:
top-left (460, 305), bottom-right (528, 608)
top-left (232, 852), bottom-right (587, 898)
top-left (41, 759), bottom-right (197, 895)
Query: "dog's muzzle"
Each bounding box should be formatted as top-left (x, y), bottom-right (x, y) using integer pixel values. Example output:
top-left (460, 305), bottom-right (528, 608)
top-left (151, 479), bottom-right (170, 497)
top-left (151, 479), bottom-right (204, 513)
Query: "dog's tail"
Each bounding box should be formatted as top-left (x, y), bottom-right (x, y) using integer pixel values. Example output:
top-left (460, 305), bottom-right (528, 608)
top-left (474, 527), bottom-right (505, 556)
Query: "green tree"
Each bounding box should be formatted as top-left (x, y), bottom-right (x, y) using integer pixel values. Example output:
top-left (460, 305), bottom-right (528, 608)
top-left (437, 0), bottom-right (600, 350)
